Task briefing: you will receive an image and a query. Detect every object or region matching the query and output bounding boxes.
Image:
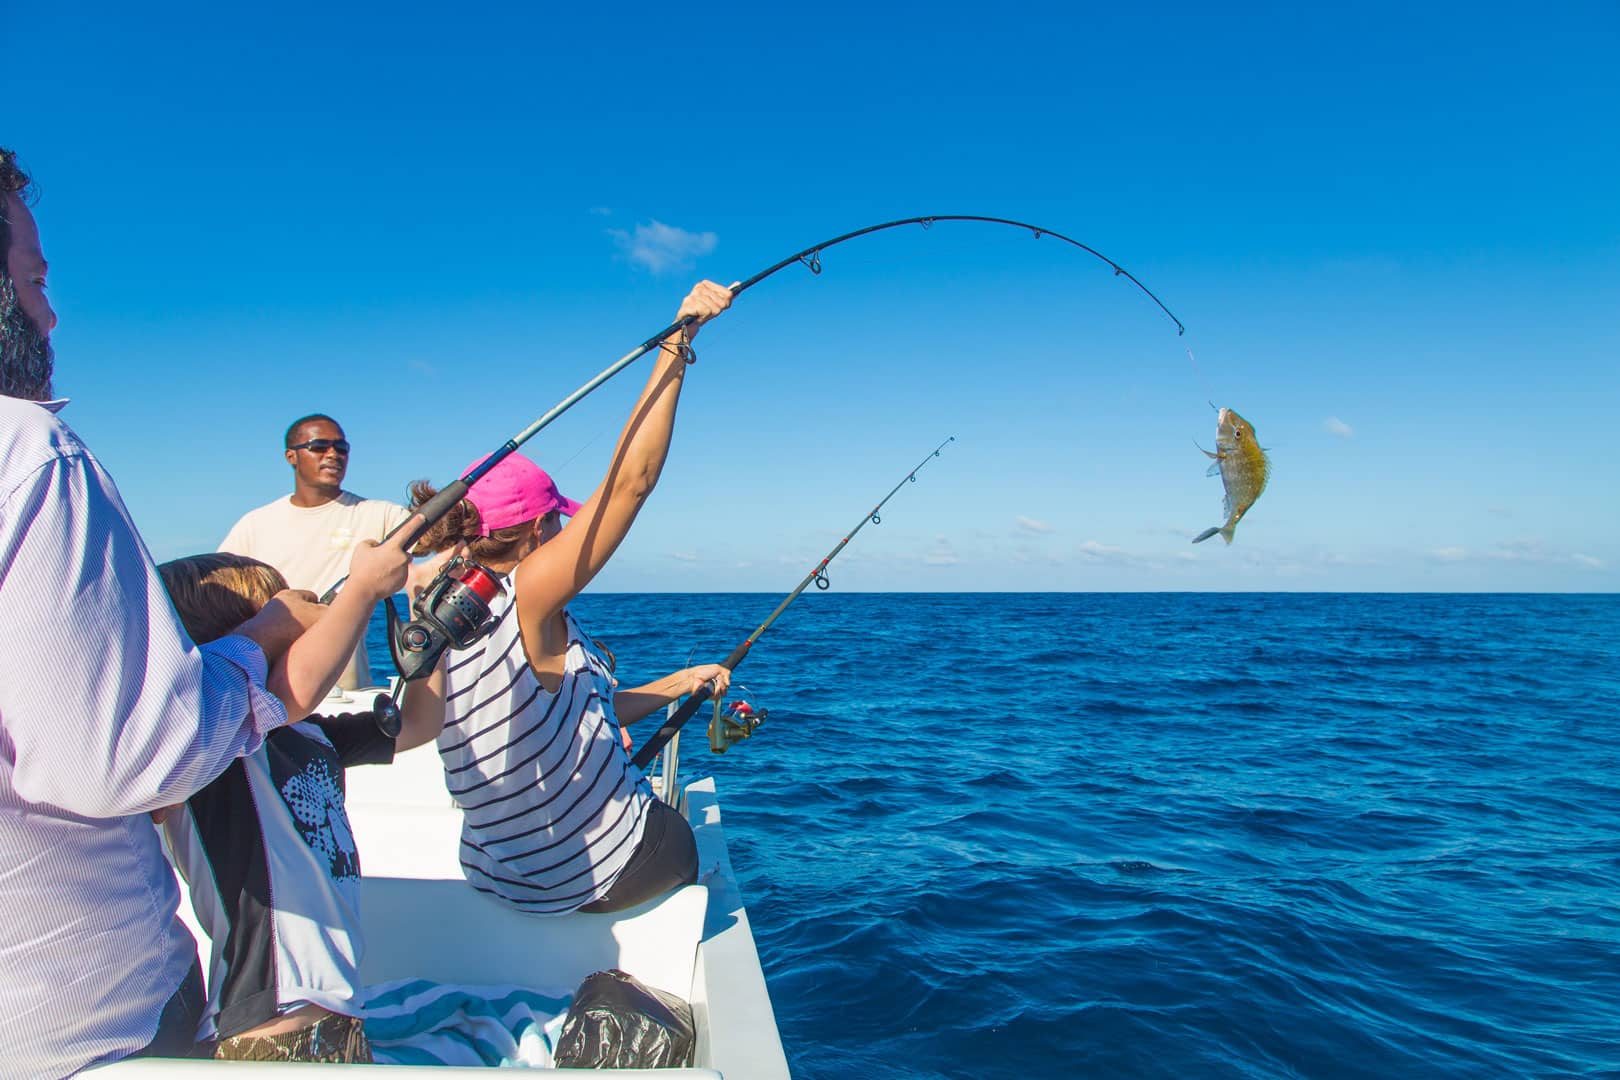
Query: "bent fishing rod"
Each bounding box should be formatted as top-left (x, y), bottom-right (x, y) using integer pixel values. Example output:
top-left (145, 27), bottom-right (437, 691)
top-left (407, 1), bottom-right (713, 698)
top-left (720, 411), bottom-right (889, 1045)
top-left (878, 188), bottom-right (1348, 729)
top-left (397, 215), bottom-right (1181, 552)
top-left (629, 436), bottom-right (955, 770)
top-left (364, 216), bottom-right (1183, 679)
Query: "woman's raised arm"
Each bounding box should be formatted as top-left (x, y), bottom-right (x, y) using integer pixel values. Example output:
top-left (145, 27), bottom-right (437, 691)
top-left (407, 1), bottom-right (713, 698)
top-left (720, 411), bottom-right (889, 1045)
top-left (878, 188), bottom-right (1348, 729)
top-left (513, 280), bottom-right (734, 631)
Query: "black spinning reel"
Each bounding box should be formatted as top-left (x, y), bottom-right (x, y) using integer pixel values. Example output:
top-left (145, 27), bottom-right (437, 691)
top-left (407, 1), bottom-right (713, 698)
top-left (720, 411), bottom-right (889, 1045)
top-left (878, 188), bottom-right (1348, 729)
top-left (386, 557), bottom-right (508, 681)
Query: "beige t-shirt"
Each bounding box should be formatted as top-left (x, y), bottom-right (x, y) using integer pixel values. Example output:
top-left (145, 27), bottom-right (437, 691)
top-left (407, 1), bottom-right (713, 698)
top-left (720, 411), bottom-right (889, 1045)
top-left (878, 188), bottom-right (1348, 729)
top-left (219, 492), bottom-right (410, 689)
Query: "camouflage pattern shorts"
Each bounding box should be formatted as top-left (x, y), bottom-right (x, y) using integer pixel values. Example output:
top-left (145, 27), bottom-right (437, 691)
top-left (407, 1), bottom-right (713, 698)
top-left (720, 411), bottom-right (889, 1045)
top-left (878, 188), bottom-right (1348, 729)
top-left (214, 1011), bottom-right (371, 1063)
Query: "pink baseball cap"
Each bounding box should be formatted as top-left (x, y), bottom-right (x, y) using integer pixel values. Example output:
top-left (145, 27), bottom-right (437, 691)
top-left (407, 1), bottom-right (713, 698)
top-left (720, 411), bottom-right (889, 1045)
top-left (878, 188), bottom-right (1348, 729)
top-left (464, 452), bottom-right (582, 537)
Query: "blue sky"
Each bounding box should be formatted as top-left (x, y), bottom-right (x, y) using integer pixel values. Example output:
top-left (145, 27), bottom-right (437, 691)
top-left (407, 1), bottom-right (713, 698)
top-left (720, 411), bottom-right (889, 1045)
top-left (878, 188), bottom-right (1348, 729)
top-left (9, 1), bottom-right (1617, 591)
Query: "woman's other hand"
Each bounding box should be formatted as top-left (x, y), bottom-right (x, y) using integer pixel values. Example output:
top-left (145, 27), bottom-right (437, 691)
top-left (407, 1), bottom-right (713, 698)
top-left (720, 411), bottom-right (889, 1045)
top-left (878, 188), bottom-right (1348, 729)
top-left (680, 664), bottom-right (731, 700)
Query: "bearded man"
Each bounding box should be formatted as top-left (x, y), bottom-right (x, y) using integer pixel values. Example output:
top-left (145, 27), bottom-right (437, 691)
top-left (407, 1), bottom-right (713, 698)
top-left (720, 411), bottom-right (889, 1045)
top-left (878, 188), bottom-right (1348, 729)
top-left (0, 147), bottom-right (324, 1075)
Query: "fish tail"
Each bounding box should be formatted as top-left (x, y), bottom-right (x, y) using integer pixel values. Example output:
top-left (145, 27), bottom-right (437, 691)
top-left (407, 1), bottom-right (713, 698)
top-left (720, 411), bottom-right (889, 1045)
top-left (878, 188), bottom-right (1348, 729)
top-left (1191, 524), bottom-right (1238, 545)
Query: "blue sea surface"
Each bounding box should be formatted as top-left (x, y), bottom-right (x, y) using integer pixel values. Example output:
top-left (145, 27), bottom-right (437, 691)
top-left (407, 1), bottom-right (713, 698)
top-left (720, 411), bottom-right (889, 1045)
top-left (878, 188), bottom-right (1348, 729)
top-left (370, 593), bottom-right (1620, 1078)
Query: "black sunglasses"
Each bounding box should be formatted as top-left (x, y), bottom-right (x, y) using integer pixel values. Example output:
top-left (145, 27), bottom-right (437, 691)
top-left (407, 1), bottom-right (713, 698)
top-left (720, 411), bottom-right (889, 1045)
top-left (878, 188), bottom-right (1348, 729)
top-left (288, 439), bottom-right (351, 455)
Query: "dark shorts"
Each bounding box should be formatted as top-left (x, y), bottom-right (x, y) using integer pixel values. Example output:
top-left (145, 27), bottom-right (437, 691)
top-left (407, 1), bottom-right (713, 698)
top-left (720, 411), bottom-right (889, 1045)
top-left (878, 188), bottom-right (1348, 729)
top-left (132, 958), bottom-right (206, 1059)
top-left (578, 798), bottom-right (698, 914)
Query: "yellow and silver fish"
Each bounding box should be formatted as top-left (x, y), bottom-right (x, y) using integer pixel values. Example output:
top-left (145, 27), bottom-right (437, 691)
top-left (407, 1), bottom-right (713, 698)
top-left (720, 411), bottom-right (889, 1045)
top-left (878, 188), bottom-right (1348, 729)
top-left (1192, 407), bottom-right (1269, 544)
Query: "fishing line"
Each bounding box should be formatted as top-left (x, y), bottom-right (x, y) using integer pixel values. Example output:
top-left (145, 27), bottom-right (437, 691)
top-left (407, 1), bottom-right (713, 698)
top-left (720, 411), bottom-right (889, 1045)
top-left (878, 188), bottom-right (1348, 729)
top-left (550, 423), bottom-right (614, 475)
top-left (1186, 347), bottom-right (1216, 412)
top-left (629, 436), bottom-right (955, 770)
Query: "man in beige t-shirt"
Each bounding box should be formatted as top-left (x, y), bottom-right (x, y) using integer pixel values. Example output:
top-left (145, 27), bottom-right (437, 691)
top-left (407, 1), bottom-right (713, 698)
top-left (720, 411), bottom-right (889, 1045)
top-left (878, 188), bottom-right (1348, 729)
top-left (220, 413), bottom-right (409, 689)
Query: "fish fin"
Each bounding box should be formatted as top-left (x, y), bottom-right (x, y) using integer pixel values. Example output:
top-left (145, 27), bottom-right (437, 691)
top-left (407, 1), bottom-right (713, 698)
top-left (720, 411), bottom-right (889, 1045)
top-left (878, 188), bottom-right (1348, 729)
top-left (1219, 524), bottom-right (1236, 545)
top-left (1194, 439), bottom-right (1219, 460)
top-left (1206, 462), bottom-right (1222, 477)
top-left (1191, 526), bottom-right (1220, 544)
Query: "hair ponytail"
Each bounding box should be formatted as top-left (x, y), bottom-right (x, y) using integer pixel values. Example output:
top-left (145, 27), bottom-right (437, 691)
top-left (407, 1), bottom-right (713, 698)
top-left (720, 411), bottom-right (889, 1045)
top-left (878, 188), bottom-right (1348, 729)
top-left (408, 480), bottom-right (534, 563)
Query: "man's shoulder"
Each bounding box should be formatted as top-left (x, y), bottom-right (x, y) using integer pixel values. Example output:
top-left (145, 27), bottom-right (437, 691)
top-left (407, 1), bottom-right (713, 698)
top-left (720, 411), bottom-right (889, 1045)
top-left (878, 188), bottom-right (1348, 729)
top-left (338, 490), bottom-right (403, 509)
top-left (337, 491), bottom-right (409, 524)
top-left (0, 398), bottom-right (87, 490)
top-left (230, 495), bottom-right (295, 526)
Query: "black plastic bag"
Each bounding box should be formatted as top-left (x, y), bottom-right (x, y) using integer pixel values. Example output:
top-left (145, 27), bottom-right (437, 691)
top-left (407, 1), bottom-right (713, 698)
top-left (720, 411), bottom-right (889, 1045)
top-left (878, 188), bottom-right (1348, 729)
top-left (553, 968), bottom-right (696, 1069)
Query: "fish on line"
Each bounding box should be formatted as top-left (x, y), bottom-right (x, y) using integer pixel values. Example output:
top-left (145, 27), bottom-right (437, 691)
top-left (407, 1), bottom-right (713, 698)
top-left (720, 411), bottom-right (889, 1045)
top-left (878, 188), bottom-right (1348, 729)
top-left (1192, 407), bottom-right (1270, 545)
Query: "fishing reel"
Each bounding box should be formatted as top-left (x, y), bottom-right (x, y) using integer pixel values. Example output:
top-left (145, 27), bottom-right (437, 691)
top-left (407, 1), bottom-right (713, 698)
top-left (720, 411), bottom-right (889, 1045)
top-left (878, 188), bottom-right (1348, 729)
top-left (709, 692), bottom-right (768, 755)
top-left (313, 693), bottom-right (403, 740)
top-left (386, 557), bottom-right (507, 681)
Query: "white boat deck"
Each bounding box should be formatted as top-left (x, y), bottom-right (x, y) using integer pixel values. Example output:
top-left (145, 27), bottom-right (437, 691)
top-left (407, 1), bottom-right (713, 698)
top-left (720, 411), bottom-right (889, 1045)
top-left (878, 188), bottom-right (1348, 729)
top-left (95, 691), bottom-right (787, 1077)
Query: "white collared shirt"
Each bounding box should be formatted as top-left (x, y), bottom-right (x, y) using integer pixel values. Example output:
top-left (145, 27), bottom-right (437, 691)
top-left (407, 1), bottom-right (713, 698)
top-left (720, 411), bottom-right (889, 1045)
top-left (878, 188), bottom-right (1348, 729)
top-left (0, 396), bottom-right (288, 1077)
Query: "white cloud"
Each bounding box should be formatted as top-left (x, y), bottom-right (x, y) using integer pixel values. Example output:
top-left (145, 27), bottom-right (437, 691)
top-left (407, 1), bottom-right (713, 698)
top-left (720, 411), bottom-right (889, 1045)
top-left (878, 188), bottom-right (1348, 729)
top-left (1076, 540), bottom-right (1129, 561)
top-left (588, 206), bottom-right (613, 216)
top-left (1429, 540), bottom-right (1605, 570)
top-left (924, 537), bottom-right (960, 566)
top-left (668, 551), bottom-right (700, 562)
top-left (1487, 506), bottom-right (1513, 518)
top-left (608, 220), bottom-right (717, 273)
top-left (1317, 551), bottom-right (1383, 567)
top-left (1324, 417), bottom-right (1354, 437)
top-left (1487, 538), bottom-right (1548, 563)
top-left (1016, 516), bottom-right (1054, 534)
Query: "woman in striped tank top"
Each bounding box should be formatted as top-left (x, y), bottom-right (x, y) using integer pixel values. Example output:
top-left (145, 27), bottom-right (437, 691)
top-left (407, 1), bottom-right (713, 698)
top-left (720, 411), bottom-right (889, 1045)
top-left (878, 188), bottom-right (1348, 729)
top-left (397, 280), bottom-right (735, 914)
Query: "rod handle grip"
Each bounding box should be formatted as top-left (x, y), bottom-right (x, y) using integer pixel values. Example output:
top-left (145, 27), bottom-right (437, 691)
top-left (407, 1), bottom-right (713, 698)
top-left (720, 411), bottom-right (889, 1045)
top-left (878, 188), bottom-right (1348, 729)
top-left (630, 682), bottom-right (715, 770)
top-left (393, 478), bottom-right (471, 551)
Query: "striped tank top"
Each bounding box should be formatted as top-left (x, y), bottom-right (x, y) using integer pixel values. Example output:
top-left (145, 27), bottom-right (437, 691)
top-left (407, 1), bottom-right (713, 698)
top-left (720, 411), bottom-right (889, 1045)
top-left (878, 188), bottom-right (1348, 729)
top-left (436, 586), bottom-right (652, 913)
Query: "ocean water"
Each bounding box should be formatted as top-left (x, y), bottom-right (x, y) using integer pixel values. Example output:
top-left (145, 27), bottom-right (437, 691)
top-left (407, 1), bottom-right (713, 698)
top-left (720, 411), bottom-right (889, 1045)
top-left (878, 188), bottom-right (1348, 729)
top-left (369, 594), bottom-right (1620, 1078)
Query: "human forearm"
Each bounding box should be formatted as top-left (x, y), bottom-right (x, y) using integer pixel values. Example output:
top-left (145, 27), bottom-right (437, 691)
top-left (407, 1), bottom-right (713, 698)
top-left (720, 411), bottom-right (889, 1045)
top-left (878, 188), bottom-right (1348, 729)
top-left (603, 280), bottom-right (736, 513)
top-left (266, 588), bottom-right (373, 721)
top-left (234, 590), bottom-right (325, 666)
top-left (395, 657), bottom-right (449, 752)
top-left (267, 525), bottom-right (418, 721)
top-left (512, 283), bottom-right (733, 621)
top-left (614, 664), bottom-right (731, 725)
top-left (613, 676), bottom-right (686, 726)
top-left (601, 337), bottom-right (690, 513)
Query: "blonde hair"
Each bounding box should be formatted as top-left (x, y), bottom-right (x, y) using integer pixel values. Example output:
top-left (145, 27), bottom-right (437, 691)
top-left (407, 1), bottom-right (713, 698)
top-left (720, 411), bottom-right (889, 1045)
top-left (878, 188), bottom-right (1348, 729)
top-left (158, 553), bottom-right (290, 645)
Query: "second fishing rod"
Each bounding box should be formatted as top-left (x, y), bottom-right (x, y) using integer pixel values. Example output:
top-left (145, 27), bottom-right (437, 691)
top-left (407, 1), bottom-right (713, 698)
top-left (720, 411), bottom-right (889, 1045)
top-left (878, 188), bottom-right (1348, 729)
top-left (629, 436), bottom-right (955, 770)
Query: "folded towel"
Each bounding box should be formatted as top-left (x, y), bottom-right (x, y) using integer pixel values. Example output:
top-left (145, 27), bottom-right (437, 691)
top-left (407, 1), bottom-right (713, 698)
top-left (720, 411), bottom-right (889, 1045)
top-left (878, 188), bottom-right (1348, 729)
top-left (361, 978), bottom-right (573, 1068)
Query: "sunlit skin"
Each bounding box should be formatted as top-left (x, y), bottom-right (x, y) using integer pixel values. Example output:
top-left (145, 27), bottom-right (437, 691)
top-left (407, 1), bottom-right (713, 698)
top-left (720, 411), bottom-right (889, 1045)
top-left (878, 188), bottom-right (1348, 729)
top-left (285, 419), bottom-right (349, 507)
top-left (0, 193), bottom-right (55, 337)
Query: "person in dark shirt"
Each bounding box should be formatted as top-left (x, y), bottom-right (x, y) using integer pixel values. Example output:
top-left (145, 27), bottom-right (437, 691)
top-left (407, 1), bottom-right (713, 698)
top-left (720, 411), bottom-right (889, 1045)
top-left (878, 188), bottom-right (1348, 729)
top-left (156, 546), bottom-right (413, 1061)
